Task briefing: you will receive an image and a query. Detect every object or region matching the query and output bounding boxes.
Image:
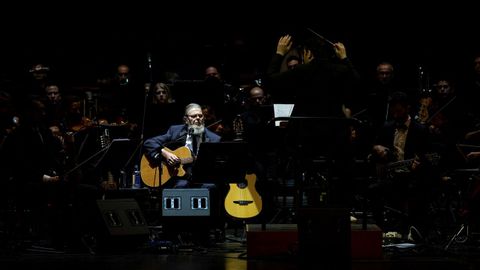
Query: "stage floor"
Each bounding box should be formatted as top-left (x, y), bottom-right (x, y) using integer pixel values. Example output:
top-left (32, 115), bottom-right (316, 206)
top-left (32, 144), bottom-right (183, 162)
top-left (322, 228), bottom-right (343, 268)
top-left (1, 226), bottom-right (480, 270)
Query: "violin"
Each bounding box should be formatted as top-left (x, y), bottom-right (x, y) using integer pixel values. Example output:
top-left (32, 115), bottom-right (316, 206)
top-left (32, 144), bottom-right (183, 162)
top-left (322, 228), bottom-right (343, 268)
top-left (70, 117), bottom-right (94, 132)
top-left (416, 96), bottom-right (432, 124)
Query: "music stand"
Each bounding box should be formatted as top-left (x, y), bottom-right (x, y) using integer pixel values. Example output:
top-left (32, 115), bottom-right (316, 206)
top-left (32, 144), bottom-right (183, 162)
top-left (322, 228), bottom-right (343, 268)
top-left (274, 116), bottom-right (359, 158)
top-left (192, 142), bottom-right (251, 185)
top-left (93, 138), bottom-right (134, 168)
top-left (64, 138), bottom-right (134, 182)
top-left (256, 105), bottom-right (275, 122)
top-left (272, 116), bottom-right (359, 208)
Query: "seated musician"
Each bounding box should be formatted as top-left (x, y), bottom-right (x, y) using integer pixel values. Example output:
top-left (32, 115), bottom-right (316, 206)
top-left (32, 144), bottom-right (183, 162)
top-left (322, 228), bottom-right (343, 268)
top-left (143, 103), bottom-right (221, 188)
top-left (143, 103), bottom-right (222, 246)
top-left (369, 91), bottom-right (434, 241)
top-left (1, 98), bottom-right (70, 249)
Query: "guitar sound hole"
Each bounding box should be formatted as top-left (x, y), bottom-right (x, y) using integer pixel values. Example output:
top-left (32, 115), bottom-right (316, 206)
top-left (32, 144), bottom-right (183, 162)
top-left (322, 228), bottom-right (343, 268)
top-left (237, 182), bottom-right (247, 189)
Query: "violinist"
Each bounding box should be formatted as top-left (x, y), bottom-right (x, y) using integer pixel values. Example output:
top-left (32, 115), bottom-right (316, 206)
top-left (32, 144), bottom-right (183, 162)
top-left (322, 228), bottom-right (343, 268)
top-left (63, 97), bottom-right (91, 132)
top-left (202, 104), bottom-right (229, 137)
top-left (420, 78), bottom-right (464, 169)
top-left (427, 79), bottom-right (458, 134)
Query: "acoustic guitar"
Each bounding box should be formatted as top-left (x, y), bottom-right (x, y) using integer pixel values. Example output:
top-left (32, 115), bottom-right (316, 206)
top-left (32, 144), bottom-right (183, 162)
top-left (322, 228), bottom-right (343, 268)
top-left (224, 173), bottom-right (262, 219)
top-left (140, 146), bottom-right (194, 187)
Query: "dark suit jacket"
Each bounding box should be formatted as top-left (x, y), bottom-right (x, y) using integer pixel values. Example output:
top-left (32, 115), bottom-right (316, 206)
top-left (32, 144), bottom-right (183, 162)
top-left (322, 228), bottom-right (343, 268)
top-left (266, 56), bottom-right (360, 117)
top-left (143, 124), bottom-right (221, 163)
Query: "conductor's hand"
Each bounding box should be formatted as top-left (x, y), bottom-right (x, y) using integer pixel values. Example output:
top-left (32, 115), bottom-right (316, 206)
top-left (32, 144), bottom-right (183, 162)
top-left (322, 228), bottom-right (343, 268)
top-left (333, 42), bottom-right (347, 60)
top-left (276, 35), bottom-right (293, 56)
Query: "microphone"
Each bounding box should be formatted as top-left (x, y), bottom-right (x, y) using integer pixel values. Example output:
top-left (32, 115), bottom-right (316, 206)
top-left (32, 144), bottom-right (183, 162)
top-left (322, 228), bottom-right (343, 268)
top-left (147, 53), bottom-right (152, 70)
top-left (144, 83), bottom-right (151, 94)
top-left (146, 52), bottom-right (153, 84)
top-left (188, 127), bottom-right (194, 135)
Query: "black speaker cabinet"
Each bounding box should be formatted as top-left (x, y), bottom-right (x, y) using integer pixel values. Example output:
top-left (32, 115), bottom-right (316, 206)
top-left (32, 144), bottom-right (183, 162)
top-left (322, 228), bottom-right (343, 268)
top-left (94, 198), bottom-right (149, 252)
top-left (296, 207), bottom-right (351, 270)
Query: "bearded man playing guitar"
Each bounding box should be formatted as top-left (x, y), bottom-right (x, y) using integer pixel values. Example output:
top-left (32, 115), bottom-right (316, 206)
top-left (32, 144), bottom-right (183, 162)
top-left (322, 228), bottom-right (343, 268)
top-left (143, 103), bottom-right (221, 188)
top-left (142, 103), bottom-right (222, 247)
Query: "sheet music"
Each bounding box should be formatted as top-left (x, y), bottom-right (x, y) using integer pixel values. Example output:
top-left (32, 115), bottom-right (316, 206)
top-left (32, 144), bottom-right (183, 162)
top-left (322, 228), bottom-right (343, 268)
top-left (274, 104), bottom-right (295, 127)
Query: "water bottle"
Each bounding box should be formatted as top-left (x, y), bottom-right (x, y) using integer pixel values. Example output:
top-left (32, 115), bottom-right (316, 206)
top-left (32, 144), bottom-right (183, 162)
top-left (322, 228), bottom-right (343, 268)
top-left (119, 169), bottom-right (127, 188)
top-left (132, 165), bottom-right (141, 189)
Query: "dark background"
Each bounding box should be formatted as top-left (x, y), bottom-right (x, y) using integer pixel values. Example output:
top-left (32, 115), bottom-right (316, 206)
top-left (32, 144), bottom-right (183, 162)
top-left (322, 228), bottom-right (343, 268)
top-left (1, 6), bottom-right (479, 90)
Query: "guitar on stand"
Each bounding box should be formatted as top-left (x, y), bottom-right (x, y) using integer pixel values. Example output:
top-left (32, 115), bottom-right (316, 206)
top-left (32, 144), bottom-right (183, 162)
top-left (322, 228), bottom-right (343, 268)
top-left (224, 173), bottom-right (263, 219)
top-left (222, 115), bottom-right (262, 218)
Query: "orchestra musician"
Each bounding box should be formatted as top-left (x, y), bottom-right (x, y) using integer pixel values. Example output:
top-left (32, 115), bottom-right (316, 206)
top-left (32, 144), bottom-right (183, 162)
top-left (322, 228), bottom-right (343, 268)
top-left (369, 91), bottom-right (434, 241)
top-left (1, 98), bottom-right (69, 249)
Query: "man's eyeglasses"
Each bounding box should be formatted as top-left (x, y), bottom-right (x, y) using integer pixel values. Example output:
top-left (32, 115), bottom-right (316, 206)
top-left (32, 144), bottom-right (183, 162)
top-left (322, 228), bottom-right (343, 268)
top-left (155, 91), bottom-right (167, 95)
top-left (187, 114), bottom-right (204, 119)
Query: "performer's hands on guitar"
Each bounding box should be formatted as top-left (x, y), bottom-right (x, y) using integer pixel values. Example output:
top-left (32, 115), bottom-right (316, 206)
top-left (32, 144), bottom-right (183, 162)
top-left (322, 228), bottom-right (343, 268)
top-left (162, 148), bottom-right (181, 166)
top-left (140, 146), bottom-right (193, 188)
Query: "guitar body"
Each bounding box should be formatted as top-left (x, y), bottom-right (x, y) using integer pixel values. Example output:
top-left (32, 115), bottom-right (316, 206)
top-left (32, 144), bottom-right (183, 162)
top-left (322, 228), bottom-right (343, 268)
top-left (140, 146), bottom-right (192, 187)
top-left (224, 173), bottom-right (262, 219)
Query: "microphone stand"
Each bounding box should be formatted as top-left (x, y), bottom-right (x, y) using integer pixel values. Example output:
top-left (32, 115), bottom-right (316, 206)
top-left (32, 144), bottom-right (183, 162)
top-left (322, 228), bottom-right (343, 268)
top-left (120, 53), bottom-right (153, 187)
top-left (141, 52), bottom-right (153, 143)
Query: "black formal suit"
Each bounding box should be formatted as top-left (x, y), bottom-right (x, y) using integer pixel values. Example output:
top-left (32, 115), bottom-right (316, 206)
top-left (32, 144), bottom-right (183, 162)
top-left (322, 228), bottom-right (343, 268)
top-left (266, 54), bottom-right (360, 208)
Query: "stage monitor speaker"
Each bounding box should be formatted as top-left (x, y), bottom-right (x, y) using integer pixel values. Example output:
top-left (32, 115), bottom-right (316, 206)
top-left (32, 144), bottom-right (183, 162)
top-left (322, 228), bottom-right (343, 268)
top-left (296, 207), bottom-right (351, 270)
top-left (162, 188), bottom-right (210, 216)
top-left (94, 198), bottom-right (149, 252)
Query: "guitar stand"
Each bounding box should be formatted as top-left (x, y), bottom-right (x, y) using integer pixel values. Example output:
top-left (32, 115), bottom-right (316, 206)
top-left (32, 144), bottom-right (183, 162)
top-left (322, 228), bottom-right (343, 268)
top-left (227, 220), bottom-right (248, 244)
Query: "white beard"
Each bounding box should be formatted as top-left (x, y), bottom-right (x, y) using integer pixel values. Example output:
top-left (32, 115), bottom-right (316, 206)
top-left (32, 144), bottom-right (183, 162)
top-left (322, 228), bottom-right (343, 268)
top-left (189, 124), bottom-right (205, 135)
